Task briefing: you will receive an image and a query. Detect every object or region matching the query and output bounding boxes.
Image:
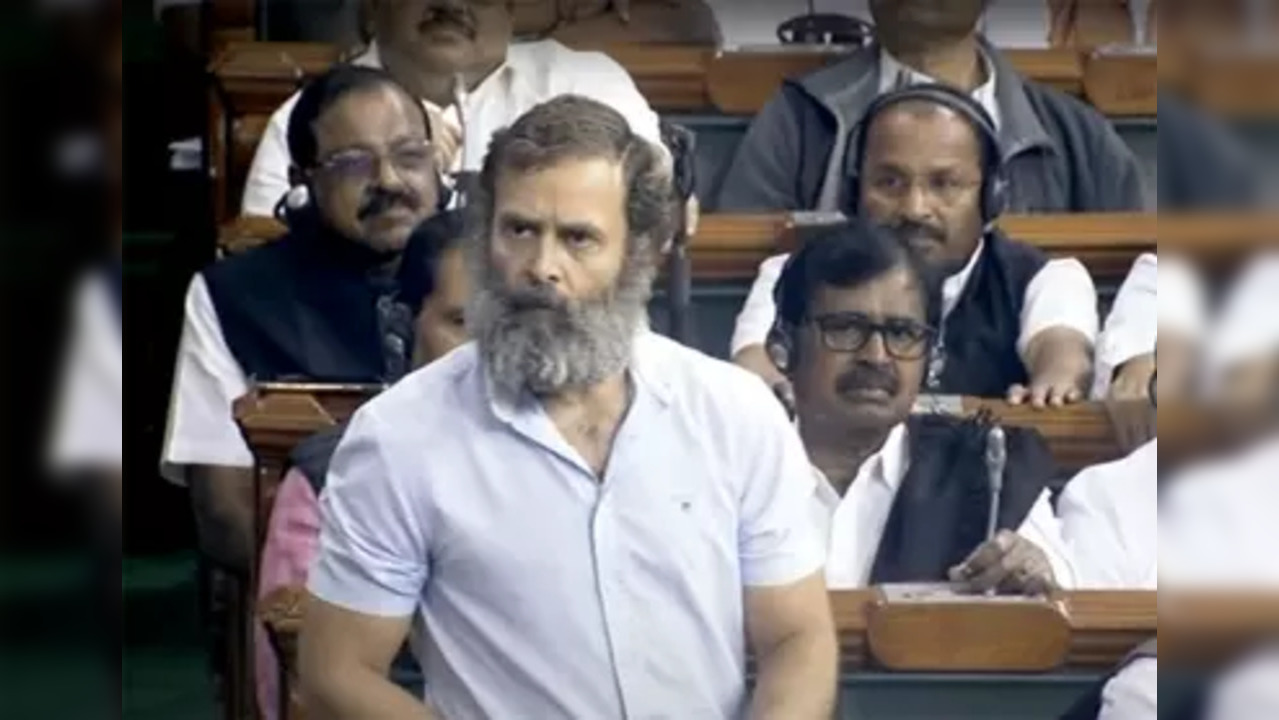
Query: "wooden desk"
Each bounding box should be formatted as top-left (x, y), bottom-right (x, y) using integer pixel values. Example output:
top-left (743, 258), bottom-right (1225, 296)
top-left (259, 585), bottom-right (1155, 720)
top-left (221, 211), bottom-right (1279, 286)
top-left (219, 211), bottom-right (1158, 282)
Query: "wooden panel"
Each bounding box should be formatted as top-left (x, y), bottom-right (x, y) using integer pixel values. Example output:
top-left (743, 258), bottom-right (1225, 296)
top-left (209, 41), bottom-right (1139, 117)
top-left (1084, 49), bottom-right (1157, 117)
top-left (832, 590), bottom-right (1156, 670)
top-left (217, 211), bottom-right (1279, 287)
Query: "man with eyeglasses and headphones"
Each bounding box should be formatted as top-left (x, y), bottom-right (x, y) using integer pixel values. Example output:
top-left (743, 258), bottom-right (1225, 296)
top-left (771, 215), bottom-right (1073, 594)
top-left (161, 65), bottom-right (450, 577)
top-left (736, 83), bottom-right (1098, 407)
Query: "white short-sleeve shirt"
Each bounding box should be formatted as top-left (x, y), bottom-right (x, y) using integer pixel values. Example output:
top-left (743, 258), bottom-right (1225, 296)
top-left (1093, 254), bottom-right (1206, 398)
top-left (730, 244), bottom-right (1098, 362)
top-left (811, 423), bottom-right (1076, 589)
top-left (48, 271), bottom-right (123, 474)
top-left (1160, 434), bottom-right (1279, 587)
top-left (308, 334), bottom-right (823, 718)
top-left (160, 275), bottom-right (253, 483)
top-left (241, 39), bottom-right (664, 217)
top-left (1058, 440), bottom-right (1158, 589)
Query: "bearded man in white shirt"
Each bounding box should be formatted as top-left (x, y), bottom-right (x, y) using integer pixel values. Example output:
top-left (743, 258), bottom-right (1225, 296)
top-left (299, 95), bottom-right (837, 720)
top-left (241, 0), bottom-right (663, 217)
top-left (771, 216), bottom-right (1074, 593)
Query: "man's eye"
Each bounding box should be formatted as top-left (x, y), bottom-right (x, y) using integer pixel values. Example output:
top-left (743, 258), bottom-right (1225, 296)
top-left (564, 231), bottom-right (595, 248)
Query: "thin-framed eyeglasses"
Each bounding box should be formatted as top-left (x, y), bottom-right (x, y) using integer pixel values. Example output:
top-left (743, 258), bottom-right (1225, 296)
top-left (315, 139), bottom-right (436, 183)
top-left (808, 312), bottom-right (936, 360)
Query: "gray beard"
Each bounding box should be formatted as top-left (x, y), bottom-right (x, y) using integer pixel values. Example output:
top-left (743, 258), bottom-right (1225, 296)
top-left (467, 249), bottom-right (656, 401)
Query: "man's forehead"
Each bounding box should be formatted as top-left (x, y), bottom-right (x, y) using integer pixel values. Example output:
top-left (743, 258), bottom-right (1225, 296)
top-left (494, 158), bottom-right (627, 219)
top-left (812, 273), bottom-right (926, 318)
top-left (314, 87), bottom-right (426, 144)
top-left (864, 105), bottom-right (982, 159)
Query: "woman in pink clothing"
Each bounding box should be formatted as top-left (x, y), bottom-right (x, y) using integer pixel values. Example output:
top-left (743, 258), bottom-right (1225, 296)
top-left (256, 210), bottom-right (470, 719)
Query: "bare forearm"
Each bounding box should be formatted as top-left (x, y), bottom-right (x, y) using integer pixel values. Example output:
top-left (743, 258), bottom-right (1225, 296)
top-left (303, 666), bottom-right (437, 720)
top-left (749, 630), bottom-right (838, 720)
top-left (188, 465), bottom-right (256, 572)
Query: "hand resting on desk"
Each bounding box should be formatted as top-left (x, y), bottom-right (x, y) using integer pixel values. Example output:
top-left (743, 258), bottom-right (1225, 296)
top-left (949, 530), bottom-right (1058, 596)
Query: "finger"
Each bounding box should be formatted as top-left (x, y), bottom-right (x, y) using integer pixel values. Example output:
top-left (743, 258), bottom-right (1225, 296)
top-left (1006, 384), bottom-right (1029, 405)
top-left (1063, 385), bottom-right (1082, 405)
top-left (614, 0), bottom-right (632, 22)
top-left (1030, 381), bottom-right (1052, 409)
top-left (994, 542), bottom-right (1038, 595)
top-left (955, 530), bottom-right (1015, 581)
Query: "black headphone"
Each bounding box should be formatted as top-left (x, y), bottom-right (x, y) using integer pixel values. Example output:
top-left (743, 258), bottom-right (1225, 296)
top-left (844, 83), bottom-right (1008, 232)
top-left (765, 239), bottom-right (820, 377)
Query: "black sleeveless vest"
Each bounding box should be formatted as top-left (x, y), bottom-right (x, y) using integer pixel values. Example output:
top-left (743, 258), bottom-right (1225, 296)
top-left (933, 231), bottom-right (1049, 399)
top-left (868, 413), bottom-right (1055, 584)
top-left (201, 225), bottom-right (413, 384)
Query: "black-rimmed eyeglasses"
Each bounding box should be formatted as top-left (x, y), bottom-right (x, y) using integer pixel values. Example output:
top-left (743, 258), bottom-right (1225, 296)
top-left (809, 312), bottom-right (936, 360)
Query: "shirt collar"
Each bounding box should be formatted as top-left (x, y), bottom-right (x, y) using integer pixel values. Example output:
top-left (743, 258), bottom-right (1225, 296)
top-left (812, 422), bottom-right (911, 507)
top-left (357, 40), bottom-right (518, 109)
top-left (878, 47), bottom-right (1000, 130)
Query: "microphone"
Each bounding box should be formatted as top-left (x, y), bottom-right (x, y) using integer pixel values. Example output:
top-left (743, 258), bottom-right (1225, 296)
top-left (984, 425), bottom-right (1007, 544)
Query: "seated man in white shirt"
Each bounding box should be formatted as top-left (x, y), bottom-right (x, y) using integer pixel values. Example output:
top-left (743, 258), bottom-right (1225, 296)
top-left (163, 66), bottom-right (446, 573)
top-left (241, 0), bottom-right (663, 216)
top-left (299, 95), bottom-right (838, 719)
top-left (771, 215), bottom-right (1073, 592)
top-left (735, 83), bottom-right (1098, 407)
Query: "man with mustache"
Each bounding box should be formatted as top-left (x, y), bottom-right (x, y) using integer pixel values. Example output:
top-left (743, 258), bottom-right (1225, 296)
top-left (771, 217), bottom-right (1072, 592)
top-left (161, 65), bottom-right (444, 575)
top-left (716, 0), bottom-right (1144, 214)
top-left (242, 0), bottom-right (663, 218)
top-left (736, 84), bottom-right (1098, 406)
top-left (299, 95), bottom-right (838, 719)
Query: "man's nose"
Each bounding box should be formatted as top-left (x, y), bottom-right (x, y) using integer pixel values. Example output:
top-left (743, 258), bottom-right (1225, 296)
top-left (525, 235), bottom-right (564, 286)
top-left (856, 330), bottom-right (891, 364)
top-left (900, 184), bottom-right (933, 221)
top-left (375, 155), bottom-right (409, 191)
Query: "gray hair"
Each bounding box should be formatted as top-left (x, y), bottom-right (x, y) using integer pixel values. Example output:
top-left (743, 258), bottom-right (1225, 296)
top-left (465, 95), bottom-right (674, 399)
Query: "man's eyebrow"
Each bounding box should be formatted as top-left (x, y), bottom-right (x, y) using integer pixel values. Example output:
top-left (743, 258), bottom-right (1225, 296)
top-left (556, 221), bottom-right (604, 238)
top-left (497, 211), bottom-right (541, 228)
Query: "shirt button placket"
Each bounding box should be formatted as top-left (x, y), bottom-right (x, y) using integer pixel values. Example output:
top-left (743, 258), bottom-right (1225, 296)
top-left (592, 492), bottom-right (634, 718)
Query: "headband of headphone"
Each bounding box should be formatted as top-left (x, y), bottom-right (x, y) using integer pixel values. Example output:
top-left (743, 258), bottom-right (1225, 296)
top-left (845, 83), bottom-right (1007, 230)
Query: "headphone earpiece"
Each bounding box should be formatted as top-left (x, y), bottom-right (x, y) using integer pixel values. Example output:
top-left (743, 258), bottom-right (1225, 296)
top-left (766, 324), bottom-right (793, 374)
top-left (286, 183), bottom-right (310, 210)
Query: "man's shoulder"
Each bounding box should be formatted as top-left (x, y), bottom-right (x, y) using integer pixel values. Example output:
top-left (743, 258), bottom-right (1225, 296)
top-left (637, 334), bottom-right (781, 416)
top-left (1017, 76), bottom-right (1115, 136)
top-left (508, 39), bottom-right (625, 79)
top-left (201, 235), bottom-right (296, 292)
top-left (1061, 440), bottom-right (1157, 511)
top-left (363, 342), bottom-right (481, 429)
